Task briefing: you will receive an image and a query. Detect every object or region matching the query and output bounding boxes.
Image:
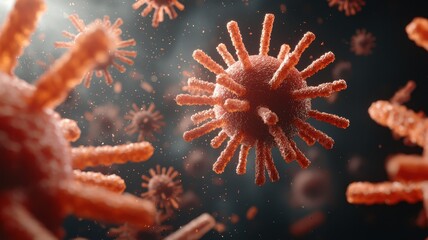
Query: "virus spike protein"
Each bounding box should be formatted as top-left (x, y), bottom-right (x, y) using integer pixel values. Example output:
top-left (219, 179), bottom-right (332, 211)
top-left (0, 2), bottom-right (156, 238)
top-left (132, 0), bottom-right (185, 28)
top-left (55, 14), bottom-right (137, 88)
top-left (0, 0), bottom-right (46, 75)
top-left (176, 14), bottom-right (349, 185)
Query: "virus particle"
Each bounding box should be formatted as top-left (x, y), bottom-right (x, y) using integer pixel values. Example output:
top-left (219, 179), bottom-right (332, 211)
top-left (183, 148), bottom-right (211, 177)
top-left (406, 17), bottom-right (428, 51)
top-left (350, 29), bottom-right (376, 56)
top-left (289, 211), bottom-right (325, 237)
top-left (109, 213), bottom-right (215, 240)
top-left (328, 0), bottom-right (365, 16)
top-left (347, 182), bottom-right (425, 205)
top-left (85, 103), bottom-right (123, 145)
top-left (291, 170), bottom-right (332, 209)
top-left (180, 190), bottom-right (201, 210)
top-left (390, 80), bottom-right (416, 105)
top-left (125, 103), bottom-right (165, 141)
top-left (141, 165), bottom-right (183, 213)
top-left (0, 1), bottom-right (156, 238)
top-left (132, 0), bottom-right (185, 28)
top-left (164, 213), bottom-right (216, 240)
top-left (55, 14), bottom-right (137, 88)
top-left (176, 13), bottom-right (349, 185)
top-left (280, 3), bottom-right (287, 14)
top-left (246, 206), bottom-right (258, 220)
top-left (332, 60), bottom-right (351, 80)
top-left (347, 83), bottom-right (428, 206)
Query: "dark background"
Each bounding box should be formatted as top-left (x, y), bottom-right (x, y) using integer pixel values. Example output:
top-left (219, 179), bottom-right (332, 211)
top-left (2, 0), bottom-right (428, 239)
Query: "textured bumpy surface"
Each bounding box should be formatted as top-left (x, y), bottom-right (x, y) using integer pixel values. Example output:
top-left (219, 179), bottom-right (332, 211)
top-left (132, 0), bottom-right (184, 28)
top-left (369, 100), bottom-right (427, 148)
top-left (347, 82), bottom-right (428, 206)
top-left (0, 1), bottom-right (156, 238)
top-left (406, 17), bottom-right (428, 51)
top-left (176, 13), bottom-right (349, 185)
top-left (72, 141), bottom-right (154, 169)
top-left (346, 182), bottom-right (424, 205)
top-left (73, 170), bottom-right (126, 193)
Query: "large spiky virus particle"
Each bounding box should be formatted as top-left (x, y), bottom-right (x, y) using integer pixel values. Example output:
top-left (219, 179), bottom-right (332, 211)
top-left (125, 103), bottom-right (165, 141)
top-left (132, 0), bottom-right (184, 28)
top-left (176, 14), bottom-right (350, 186)
top-left (55, 14), bottom-right (137, 88)
top-left (328, 0), bottom-right (365, 16)
top-left (0, 1), bottom-right (156, 238)
top-left (141, 165), bottom-right (183, 212)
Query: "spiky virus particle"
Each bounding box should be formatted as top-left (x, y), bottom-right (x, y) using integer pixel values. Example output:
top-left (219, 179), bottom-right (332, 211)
top-left (132, 0), bottom-right (184, 28)
top-left (0, 1), bottom-right (156, 238)
top-left (141, 165), bottom-right (183, 212)
top-left (125, 103), bottom-right (165, 141)
top-left (176, 14), bottom-right (350, 185)
top-left (350, 29), bottom-right (376, 56)
top-left (328, 0), bottom-right (365, 16)
top-left (55, 14), bottom-right (137, 88)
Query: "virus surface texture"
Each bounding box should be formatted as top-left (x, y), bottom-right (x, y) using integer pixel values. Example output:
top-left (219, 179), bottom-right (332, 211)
top-left (0, 1), bottom-right (155, 238)
top-left (55, 14), bottom-right (137, 88)
top-left (328, 0), bottom-right (365, 16)
top-left (125, 103), bottom-right (165, 141)
top-left (132, 0), bottom-right (184, 28)
top-left (176, 14), bottom-right (350, 186)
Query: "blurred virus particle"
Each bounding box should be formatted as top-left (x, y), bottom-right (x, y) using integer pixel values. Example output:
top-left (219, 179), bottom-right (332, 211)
top-left (214, 222), bottom-right (226, 233)
top-left (390, 80), bottom-right (416, 105)
top-left (132, 0), bottom-right (185, 28)
top-left (183, 149), bottom-right (211, 177)
top-left (347, 155), bottom-right (369, 180)
top-left (289, 211), bottom-right (325, 237)
top-left (347, 83), bottom-right (428, 206)
top-left (280, 4), bottom-right (287, 14)
top-left (59, 118), bottom-right (81, 142)
top-left (332, 60), bottom-right (351, 80)
top-left (141, 165), bottom-right (183, 212)
top-left (164, 213), bottom-right (216, 240)
top-left (0, 1), bottom-right (156, 238)
top-left (180, 190), bottom-right (201, 210)
top-left (125, 103), bottom-right (165, 141)
top-left (369, 84), bottom-right (425, 148)
top-left (229, 213), bottom-right (240, 224)
top-left (346, 181), bottom-right (426, 205)
top-left (108, 222), bottom-right (170, 240)
top-left (55, 14), bottom-right (137, 88)
top-left (291, 169), bottom-right (332, 208)
top-left (328, 0), bottom-right (365, 16)
top-left (386, 154), bottom-right (428, 182)
top-left (84, 103), bottom-right (123, 145)
top-left (246, 206), bottom-right (258, 220)
top-left (109, 213), bottom-right (215, 240)
top-left (406, 17), bottom-right (428, 51)
top-left (350, 29), bottom-right (376, 56)
top-left (176, 13), bottom-right (349, 185)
